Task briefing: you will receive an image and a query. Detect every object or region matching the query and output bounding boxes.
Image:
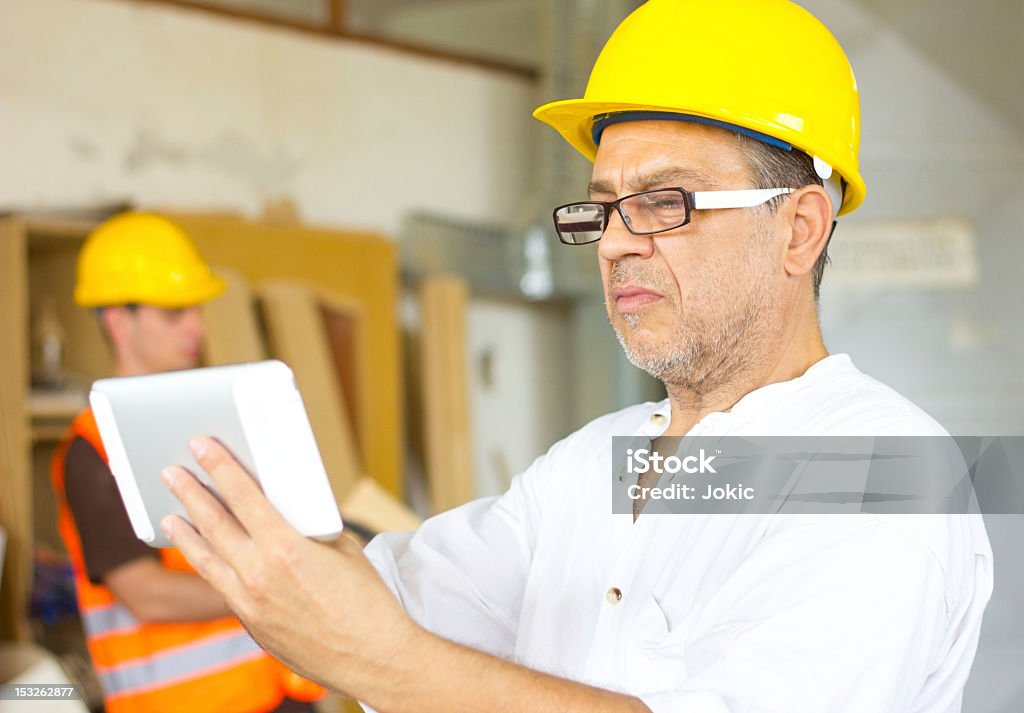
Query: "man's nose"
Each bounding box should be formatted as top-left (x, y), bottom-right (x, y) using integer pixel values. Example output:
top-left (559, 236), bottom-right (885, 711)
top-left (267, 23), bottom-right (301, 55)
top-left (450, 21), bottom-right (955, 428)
top-left (597, 207), bottom-right (655, 263)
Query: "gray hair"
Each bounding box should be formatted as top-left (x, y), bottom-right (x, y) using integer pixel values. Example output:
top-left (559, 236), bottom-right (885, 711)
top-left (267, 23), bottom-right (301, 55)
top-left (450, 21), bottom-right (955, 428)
top-left (734, 133), bottom-right (832, 301)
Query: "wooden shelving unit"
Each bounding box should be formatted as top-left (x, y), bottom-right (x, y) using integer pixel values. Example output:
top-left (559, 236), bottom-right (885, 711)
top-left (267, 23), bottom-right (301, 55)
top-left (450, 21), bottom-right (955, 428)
top-left (0, 216), bottom-right (101, 642)
top-left (0, 213), bottom-right (403, 644)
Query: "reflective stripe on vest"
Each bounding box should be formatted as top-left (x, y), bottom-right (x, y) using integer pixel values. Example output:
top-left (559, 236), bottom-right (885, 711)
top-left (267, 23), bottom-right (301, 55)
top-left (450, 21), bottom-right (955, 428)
top-left (99, 628), bottom-right (266, 700)
top-left (81, 602), bottom-right (139, 638)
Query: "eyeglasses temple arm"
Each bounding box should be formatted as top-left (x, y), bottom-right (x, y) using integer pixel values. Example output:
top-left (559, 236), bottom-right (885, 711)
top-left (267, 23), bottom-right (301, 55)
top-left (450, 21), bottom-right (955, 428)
top-left (691, 188), bottom-right (793, 210)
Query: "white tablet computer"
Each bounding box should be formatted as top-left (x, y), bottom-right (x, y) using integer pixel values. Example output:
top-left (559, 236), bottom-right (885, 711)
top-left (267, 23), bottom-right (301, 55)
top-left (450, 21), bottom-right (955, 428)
top-left (89, 360), bottom-right (343, 548)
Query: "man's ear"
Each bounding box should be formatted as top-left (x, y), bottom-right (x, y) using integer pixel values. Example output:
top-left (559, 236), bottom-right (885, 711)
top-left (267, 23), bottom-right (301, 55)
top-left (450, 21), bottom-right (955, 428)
top-left (783, 184), bottom-right (833, 278)
top-left (101, 306), bottom-right (130, 348)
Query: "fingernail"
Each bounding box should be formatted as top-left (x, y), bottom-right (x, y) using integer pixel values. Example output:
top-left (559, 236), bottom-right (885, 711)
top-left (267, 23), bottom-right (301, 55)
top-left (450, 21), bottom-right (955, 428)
top-left (160, 517), bottom-right (173, 539)
top-left (189, 437), bottom-right (207, 459)
top-left (161, 467), bottom-right (177, 487)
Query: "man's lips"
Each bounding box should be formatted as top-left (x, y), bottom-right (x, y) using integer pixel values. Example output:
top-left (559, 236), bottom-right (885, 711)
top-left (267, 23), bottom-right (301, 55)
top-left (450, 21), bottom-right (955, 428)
top-left (611, 285), bottom-right (663, 312)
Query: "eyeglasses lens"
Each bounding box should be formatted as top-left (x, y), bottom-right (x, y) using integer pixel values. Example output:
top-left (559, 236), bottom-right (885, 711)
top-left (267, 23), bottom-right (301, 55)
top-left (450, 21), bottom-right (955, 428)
top-left (621, 190), bottom-right (689, 234)
top-left (554, 203), bottom-right (606, 245)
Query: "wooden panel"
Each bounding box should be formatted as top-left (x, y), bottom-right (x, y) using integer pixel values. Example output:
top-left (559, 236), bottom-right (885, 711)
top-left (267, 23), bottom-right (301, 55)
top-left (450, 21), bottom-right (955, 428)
top-left (328, 0), bottom-right (345, 31)
top-left (319, 292), bottom-right (364, 447)
top-left (23, 217), bottom-right (98, 243)
top-left (0, 218), bottom-right (32, 641)
top-left (258, 281), bottom-right (362, 502)
top-left (340, 477), bottom-right (421, 535)
top-left (27, 234), bottom-right (111, 383)
top-left (420, 277), bottom-right (473, 512)
top-left (201, 266), bottom-right (266, 366)
top-left (170, 214), bottom-right (402, 498)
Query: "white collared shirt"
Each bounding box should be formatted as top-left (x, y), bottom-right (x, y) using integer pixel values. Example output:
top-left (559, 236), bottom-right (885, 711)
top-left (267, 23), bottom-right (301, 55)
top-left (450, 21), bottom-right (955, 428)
top-left (365, 354), bottom-right (992, 712)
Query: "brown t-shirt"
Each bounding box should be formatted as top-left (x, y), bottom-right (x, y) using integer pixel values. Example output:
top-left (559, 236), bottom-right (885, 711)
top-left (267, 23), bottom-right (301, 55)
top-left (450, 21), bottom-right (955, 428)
top-left (63, 436), bottom-right (158, 583)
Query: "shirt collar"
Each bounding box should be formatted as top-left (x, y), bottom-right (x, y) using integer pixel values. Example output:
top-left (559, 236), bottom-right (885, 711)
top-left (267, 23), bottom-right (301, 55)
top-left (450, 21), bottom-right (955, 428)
top-left (639, 354), bottom-right (852, 438)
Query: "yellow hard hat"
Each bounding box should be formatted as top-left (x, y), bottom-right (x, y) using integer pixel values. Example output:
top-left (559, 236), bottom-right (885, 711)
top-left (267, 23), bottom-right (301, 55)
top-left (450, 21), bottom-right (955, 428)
top-left (533, 0), bottom-right (866, 216)
top-left (75, 212), bottom-right (225, 308)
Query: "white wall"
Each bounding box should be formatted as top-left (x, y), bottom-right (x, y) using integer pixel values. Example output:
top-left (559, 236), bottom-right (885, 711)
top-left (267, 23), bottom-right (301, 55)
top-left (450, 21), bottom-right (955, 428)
top-left (803, 4), bottom-right (1024, 710)
top-left (0, 0), bottom-right (535, 236)
top-left (0, 0), bottom-right (567, 512)
top-left (467, 299), bottom-right (572, 497)
top-left (803, 0), bottom-right (1024, 437)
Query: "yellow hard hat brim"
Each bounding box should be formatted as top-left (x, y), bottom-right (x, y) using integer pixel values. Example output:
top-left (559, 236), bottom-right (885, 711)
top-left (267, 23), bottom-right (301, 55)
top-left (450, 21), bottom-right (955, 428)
top-left (140, 273), bottom-right (227, 309)
top-left (75, 273), bottom-right (226, 309)
top-left (533, 98), bottom-right (866, 217)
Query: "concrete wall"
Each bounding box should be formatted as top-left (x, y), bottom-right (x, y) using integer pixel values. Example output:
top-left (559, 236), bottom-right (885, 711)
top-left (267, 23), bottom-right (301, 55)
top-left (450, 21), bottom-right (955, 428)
top-left (467, 299), bottom-right (572, 496)
top-left (804, 3), bottom-right (1024, 709)
top-left (0, 0), bottom-right (563, 503)
top-left (803, 0), bottom-right (1024, 437)
top-left (0, 0), bottom-right (535, 236)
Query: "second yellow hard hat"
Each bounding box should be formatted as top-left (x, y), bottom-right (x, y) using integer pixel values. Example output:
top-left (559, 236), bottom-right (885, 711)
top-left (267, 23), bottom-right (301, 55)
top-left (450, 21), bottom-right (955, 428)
top-left (75, 212), bottom-right (225, 308)
top-left (533, 0), bottom-right (866, 215)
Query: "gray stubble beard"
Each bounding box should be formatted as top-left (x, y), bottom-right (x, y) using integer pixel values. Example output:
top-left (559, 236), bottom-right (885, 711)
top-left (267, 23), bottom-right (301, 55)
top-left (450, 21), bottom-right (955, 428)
top-left (609, 226), bottom-right (780, 399)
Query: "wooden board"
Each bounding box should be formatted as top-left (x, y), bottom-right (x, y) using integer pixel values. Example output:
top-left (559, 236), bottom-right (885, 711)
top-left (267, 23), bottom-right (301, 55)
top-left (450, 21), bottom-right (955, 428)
top-left (419, 277), bottom-right (474, 512)
top-left (341, 477), bottom-right (421, 535)
top-left (201, 266), bottom-right (266, 366)
top-left (169, 214), bottom-right (402, 498)
top-left (0, 218), bottom-right (32, 641)
top-left (318, 291), bottom-right (365, 449)
top-left (258, 281), bottom-right (362, 502)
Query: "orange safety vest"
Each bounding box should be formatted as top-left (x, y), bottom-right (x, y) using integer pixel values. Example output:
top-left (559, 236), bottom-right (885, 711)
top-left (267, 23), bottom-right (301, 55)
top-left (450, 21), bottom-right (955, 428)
top-left (51, 408), bottom-right (289, 713)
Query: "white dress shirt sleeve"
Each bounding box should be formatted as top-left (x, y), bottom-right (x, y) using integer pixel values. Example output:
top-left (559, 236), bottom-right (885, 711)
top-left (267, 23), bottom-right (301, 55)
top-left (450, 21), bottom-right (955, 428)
top-left (363, 456), bottom-right (548, 660)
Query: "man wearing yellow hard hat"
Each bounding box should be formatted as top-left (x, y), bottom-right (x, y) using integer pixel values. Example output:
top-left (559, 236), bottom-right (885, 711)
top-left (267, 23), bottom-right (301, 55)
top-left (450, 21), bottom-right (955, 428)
top-left (159, 2), bottom-right (992, 711)
top-left (50, 212), bottom-right (319, 713)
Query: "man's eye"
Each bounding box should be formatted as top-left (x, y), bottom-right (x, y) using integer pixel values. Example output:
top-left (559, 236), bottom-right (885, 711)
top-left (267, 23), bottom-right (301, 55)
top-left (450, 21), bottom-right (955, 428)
top-left (649, 198), bottom-right (686, 210)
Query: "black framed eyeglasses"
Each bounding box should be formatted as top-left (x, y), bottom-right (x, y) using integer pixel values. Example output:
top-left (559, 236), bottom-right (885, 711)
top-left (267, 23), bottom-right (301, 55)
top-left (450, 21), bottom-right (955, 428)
top-left (551, 186), bottom-right (793, 245)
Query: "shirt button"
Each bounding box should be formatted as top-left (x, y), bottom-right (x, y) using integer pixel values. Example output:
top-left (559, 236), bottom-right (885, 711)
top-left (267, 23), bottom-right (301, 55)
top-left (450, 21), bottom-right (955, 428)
top-left (649, 413), bottom-right (667, 427)
top-left (606, 587), bottom-right (623, 605)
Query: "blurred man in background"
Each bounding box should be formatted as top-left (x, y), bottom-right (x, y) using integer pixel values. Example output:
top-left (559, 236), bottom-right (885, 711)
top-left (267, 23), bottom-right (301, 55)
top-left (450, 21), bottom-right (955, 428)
top-left (50, 212), bottom-right (318, 713)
